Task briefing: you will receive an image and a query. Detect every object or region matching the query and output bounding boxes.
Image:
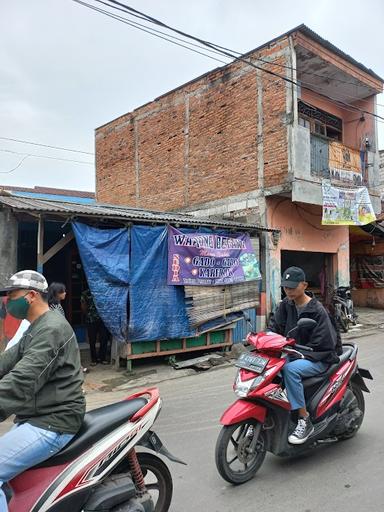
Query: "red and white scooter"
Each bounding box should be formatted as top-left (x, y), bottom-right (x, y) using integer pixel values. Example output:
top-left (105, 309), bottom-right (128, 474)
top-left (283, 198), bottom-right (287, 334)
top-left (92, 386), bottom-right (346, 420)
top-left (5, 387), bottom-right (185, 512)
top-left (215, 318), bottom-right (372, 485)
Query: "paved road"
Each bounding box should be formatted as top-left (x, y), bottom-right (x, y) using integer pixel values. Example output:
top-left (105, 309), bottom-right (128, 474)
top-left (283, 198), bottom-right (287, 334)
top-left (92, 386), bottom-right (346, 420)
top-left (153, 333), bottom-right (384, 512)
top-left (1, 334), bottom-right (383, 511)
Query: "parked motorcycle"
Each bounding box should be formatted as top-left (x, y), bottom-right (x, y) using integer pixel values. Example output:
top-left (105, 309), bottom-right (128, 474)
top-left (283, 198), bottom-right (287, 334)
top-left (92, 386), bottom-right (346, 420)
top-left (332, 285), bottom-right (358, 333)
top-left (215, 318), bottom-right (372, 485)
top-left (5, 387), bottom-right (185, 512)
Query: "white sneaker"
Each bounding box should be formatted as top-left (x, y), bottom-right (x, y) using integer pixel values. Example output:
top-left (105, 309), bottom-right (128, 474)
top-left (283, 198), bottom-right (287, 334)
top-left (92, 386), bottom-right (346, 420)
top-left (288, 417), bottom-right (314, 445)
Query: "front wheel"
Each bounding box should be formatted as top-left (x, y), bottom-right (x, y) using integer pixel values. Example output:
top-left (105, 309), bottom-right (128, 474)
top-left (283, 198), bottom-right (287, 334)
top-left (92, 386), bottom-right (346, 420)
top-left (215, 421), bottom-right (267, 485)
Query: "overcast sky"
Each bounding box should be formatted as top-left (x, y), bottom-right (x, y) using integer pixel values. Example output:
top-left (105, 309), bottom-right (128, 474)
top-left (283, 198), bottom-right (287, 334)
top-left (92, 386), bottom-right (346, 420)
top-left (1, 0), bottom-right (383, 192)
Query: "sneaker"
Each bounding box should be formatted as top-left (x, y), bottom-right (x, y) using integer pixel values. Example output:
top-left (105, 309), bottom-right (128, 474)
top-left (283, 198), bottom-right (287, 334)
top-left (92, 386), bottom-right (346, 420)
top-left (288, 416), bottom-right (314, 445)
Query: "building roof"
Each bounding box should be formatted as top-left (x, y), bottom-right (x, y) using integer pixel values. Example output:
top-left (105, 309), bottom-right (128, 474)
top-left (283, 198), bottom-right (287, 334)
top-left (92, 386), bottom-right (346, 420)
top-left (0, 195), bottom-right (276, 233)
top-left (0, 185), bottom-right (95, 198)
top-left (284, 24), bottom-right (383, 83)
top-left (97, 24), bottom-right (383, 130)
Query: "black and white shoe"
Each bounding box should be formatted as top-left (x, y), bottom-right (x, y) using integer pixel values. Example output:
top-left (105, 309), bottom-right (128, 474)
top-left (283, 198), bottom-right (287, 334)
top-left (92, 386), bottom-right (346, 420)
top-left (288, 416), bottom-right (314, 444)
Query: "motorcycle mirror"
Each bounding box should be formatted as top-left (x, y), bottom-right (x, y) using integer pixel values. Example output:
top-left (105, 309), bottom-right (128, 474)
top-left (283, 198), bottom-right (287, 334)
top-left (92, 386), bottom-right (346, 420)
top-left (243, 314), bottom-right (253, 330)
top-left (296, 318), bottom-right (317, 330)
top-left (286, 318), bottom-right (317, 339)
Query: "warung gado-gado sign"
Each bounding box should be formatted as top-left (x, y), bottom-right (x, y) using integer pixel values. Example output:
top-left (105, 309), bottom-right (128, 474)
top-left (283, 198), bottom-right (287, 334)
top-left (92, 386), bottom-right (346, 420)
top-left (167, 226), bottom-right (261, 286)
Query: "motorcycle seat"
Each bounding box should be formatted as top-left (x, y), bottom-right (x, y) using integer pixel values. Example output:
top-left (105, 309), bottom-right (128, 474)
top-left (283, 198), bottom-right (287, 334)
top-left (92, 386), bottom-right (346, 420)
top-left (35, 397), bottom-right (147, 468)
top-left (303, 345), bottom-right (354, 389)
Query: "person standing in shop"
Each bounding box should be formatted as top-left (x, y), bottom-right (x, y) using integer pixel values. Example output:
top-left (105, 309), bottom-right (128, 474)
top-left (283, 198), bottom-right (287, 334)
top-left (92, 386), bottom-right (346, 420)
top-left (81, 288), bottom-right (109, 366)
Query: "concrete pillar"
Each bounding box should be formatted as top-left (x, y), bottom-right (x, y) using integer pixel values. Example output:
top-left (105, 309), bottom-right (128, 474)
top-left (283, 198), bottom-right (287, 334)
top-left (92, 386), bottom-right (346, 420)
top-left (0, 209), bottom-right (18, 286)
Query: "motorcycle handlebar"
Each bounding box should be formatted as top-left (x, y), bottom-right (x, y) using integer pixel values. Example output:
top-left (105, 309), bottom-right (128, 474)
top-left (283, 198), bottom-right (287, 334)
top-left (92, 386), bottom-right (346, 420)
top-left (295, 344), bottom-right (314, 352)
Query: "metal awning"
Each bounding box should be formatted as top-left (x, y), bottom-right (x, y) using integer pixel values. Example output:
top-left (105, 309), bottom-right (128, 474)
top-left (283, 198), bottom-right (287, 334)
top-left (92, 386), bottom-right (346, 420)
top-left (0, 194), bottom-right (277, 233)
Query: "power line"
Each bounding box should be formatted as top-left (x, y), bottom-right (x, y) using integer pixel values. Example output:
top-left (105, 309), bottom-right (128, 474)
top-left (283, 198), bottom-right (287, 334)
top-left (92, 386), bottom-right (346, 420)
top-left (0, 148), bottom-right (94, 165)
top-left (72, 0), bottom-right (229, 64)
top-left (0, 136), bottom-right (94, 155)
top-left (89, 0), bottom-right (230, 58)
top-left (85, 0), bottom-right (384, 123)
top-left (0, 155), bottom-right (30, 174)
top-left (106, 0), bottom-right (383, 91)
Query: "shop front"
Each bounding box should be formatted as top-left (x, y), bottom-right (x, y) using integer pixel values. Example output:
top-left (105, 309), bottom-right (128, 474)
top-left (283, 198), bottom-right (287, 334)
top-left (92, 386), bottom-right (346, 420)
top-left (0, 195), bottom-right (276, 369)
top-left (267, 197), bottom-right (350, 310)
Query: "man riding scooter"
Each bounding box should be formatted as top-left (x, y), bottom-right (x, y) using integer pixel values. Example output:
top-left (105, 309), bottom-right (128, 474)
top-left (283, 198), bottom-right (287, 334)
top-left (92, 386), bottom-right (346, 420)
top-left (0, 270), bottom-right (85, 512)
top-left (269, 266), bottom-right (339, 444)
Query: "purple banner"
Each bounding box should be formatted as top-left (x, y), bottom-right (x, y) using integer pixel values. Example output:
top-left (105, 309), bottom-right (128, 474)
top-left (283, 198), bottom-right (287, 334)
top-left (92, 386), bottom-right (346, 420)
top-left (167, 226), bottom-right (261, 286)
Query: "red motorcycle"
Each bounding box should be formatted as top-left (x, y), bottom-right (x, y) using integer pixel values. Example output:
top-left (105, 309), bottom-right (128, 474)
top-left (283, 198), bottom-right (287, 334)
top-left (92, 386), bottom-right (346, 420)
top-left (5, 387), bottom-right (185, 511)
top-left (215, 318), bottom-right (372, 485)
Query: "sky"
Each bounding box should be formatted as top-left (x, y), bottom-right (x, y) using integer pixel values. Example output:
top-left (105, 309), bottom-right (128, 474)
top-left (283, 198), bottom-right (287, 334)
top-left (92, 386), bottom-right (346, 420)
top-left (0, 0), bottom-right (383, 192)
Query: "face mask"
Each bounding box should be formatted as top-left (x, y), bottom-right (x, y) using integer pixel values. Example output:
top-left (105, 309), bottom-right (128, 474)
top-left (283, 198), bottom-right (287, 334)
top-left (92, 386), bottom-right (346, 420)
top-left (6, 293), bottom-right (31, 319)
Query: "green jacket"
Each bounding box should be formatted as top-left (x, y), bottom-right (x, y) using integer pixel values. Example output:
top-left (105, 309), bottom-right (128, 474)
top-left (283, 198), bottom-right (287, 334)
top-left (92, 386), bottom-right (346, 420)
top-left (0, 310), bottom-right (85, 434)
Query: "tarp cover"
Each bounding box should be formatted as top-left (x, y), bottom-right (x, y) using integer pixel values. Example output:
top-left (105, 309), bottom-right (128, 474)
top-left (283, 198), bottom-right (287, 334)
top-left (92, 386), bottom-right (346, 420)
top-left (72, 222), bottom-right (130, 341)
top-left (129, 225), bottom-right (194, 341)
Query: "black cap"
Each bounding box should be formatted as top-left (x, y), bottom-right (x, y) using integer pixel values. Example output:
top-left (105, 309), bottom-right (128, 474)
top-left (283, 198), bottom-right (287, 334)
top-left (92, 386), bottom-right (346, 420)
top-left (281, 266), bottom-right (306, 288)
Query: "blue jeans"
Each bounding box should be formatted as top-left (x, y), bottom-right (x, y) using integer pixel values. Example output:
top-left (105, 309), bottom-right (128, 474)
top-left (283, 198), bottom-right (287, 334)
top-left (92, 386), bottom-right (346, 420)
top-left (0, 423), bottom-right (74, 512)
top-left (282, 358), bottom-right (328, 410)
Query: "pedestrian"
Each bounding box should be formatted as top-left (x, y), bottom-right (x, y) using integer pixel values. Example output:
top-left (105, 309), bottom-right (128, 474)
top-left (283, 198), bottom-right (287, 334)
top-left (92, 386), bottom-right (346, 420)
top-left (47, 282), bottom-right (66, 316)
top-left (81, 287), bottom-right (109, 366)
top-left (0, 270), bottom-right (85, 512)
top-left (48, 282), bottom-right (89, 374)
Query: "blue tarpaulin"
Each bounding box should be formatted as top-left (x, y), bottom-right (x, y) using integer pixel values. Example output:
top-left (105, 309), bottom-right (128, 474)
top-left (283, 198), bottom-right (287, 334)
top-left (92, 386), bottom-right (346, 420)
top-left (72, 222), bottom-right (130, 341)
top-left (73, 223), bottom-right (246, 343)
top-left (129, 225), bottom-right (195, 341)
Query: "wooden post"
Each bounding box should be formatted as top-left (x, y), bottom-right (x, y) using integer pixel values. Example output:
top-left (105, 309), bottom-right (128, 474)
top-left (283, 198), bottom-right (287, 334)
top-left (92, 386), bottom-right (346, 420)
top-left (126, 342), bottom-right (133, 372)
top-left (37, 215), bottom-right (44, 273)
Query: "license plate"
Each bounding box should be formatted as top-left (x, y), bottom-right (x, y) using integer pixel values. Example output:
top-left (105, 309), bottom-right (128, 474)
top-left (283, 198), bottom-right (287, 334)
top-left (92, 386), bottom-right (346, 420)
top-left (235, 352), bottom-right (269, 373)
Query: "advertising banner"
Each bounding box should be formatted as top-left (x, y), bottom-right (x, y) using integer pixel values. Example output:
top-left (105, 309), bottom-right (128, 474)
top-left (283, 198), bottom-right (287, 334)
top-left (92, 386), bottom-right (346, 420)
top-left (167, 226), bottom-right (261, 286)
top-left (322, 182), bottom-right (376, 226)
top-left (354, 255), bottom-right (384, 289)
top-left (328, 141), bottom-right (364, 186)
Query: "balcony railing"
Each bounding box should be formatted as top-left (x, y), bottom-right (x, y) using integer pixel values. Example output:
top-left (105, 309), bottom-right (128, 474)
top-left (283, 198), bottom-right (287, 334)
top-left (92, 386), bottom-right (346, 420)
top-left (310, 135), bottom-right (368, 186)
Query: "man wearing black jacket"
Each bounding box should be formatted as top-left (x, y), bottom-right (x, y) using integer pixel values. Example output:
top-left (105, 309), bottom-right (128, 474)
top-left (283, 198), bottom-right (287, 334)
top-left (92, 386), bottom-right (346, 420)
top-left (269, 266), bottom-right (338, 445)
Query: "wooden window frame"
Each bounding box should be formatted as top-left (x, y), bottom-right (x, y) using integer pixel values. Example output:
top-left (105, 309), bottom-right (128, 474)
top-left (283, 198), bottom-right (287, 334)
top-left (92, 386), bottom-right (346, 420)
top-left (298, 100), bottom-right (343, 141)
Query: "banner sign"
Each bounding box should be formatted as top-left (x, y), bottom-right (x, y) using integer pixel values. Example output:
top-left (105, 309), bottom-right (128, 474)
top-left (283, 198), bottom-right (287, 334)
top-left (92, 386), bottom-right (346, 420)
top-left (353, 255), bottom-right (384, 289)
top-left (322, 182), bottom-right (376, 226)
top-left (328, 142), bottom-right (365, 186)
top-left (167, 226), bottom-right (261, 286)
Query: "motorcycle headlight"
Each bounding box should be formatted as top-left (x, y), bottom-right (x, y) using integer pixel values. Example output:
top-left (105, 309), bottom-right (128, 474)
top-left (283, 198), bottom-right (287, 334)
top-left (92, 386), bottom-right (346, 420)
top-left (234, 374), bottom-right (265, 398)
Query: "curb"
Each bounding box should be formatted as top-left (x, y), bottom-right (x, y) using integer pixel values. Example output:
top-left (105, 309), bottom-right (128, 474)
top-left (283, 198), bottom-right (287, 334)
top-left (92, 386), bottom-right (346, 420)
top-left (100, 361), bottom-right (234, 392)
top-left (342, 325), bottom-right (383, 341)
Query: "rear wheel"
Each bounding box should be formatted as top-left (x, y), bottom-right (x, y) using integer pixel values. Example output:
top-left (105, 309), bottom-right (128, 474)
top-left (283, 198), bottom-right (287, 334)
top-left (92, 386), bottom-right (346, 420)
top-left (215, 421), bottom-right (266, 485)
top-left (339, 384), bottom-right (365, 440)
top-left (137, 452), bottom-right (173, 512)
top-left (111, 452), bottom-right (173, 512)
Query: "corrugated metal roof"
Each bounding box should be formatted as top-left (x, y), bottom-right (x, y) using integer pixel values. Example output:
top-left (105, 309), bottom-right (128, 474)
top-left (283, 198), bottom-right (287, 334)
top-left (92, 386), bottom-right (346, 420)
top-left (0, 185), bottom-right (95, 198)
top-left (0, 195), bottom-right (277, 233)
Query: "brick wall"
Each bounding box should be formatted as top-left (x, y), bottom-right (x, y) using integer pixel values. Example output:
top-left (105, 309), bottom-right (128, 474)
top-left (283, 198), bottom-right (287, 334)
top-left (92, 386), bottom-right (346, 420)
top-left (96, 37), bottom-right (293, 210)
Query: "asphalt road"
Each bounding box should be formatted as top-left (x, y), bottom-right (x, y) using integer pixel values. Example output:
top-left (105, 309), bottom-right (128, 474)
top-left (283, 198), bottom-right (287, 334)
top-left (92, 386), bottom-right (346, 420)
top-left (1, 333), bottom-right (383, 511)
top-left (152, 333), bottom-right (384, 512)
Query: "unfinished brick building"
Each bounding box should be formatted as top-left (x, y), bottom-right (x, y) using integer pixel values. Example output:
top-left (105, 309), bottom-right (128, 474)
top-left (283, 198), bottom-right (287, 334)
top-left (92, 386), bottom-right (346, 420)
top-left (96, 24), bottom-right (383, 310)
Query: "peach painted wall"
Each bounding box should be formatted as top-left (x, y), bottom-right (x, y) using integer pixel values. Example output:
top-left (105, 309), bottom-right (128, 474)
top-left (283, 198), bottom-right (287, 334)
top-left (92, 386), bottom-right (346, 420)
top-left (300, 89), bottom-right (375, 150)
top-left (266, 197), bottom-right (350, 308)
top-left (343, 96), bottom-right (375, 150)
